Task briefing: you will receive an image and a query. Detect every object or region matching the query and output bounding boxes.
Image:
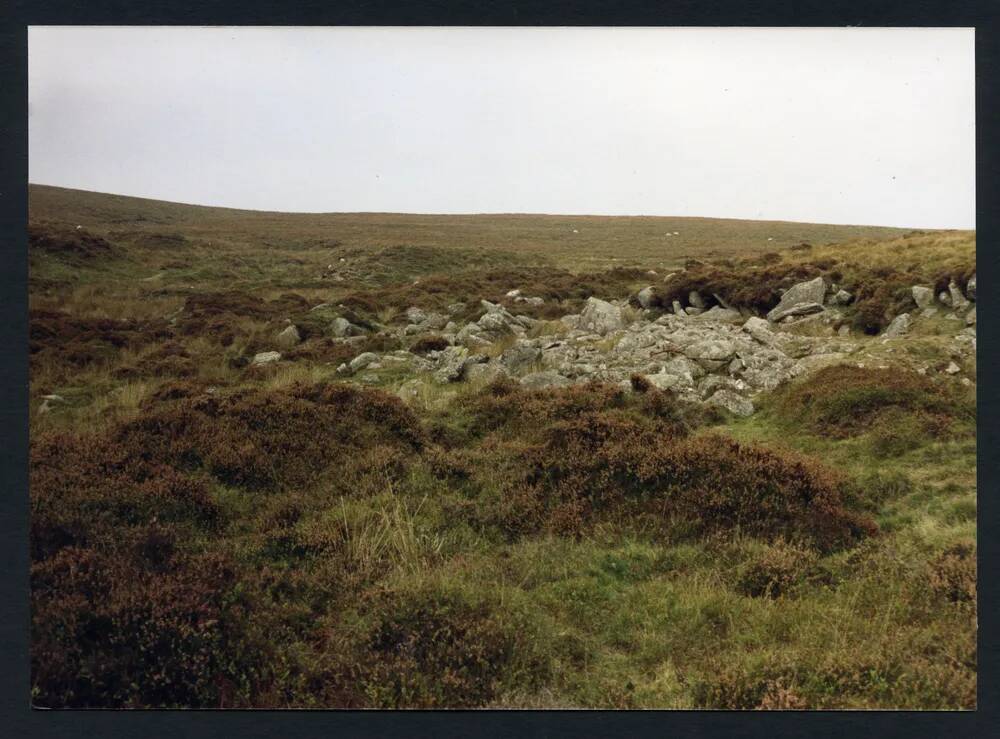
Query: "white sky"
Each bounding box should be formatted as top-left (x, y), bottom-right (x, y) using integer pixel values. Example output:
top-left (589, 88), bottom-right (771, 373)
top-left (29, 27), bottom-right (975, 228)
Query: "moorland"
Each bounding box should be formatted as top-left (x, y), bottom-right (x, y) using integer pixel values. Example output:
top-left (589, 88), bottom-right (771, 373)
top-left (29, 184), bottom-right (976, 709)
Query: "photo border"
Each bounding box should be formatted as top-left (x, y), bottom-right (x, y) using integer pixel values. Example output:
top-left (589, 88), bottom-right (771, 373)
top-left (2, 2), bottom-right (996, 737)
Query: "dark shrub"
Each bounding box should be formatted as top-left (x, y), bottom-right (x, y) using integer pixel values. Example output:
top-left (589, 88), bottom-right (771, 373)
top-left (30, 432), bottom-right (220, 560)
top-left (114, 382), bottom-right (426, 491)
top-left (31, 546), bottom-right (253, 708)
top-left (358, 584), bottom-right (549, 708)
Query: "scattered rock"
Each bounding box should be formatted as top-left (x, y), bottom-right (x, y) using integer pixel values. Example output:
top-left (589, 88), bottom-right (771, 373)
top-left (912, 285), bottom-right (935, 309)
top-left (349, 352), bottom-right (379, 373)
top-left (276, 325), bottom-right (301, 349)
top-left (672, 300), bottom-right (687, 316)
top-left (832, 289), bottom-right (853, 305)
top-left (578, 297), bottom-right (625, 335)
top-left (766, 276), bottom-right (826, 322)
top-left (688, 290), bottom-right (706, 309)
top-left (938, 290), bottom-right (952, 308)
top-left (966, 274), bottom-right (976, 300)
top-left (882, 313), bottom-right (911, 339)
top-left (330, 317), bottom-right (361, 338)
top-left (945, 361), bottom-right (961, 375)
top-left (405, 306), bottom-right (428, 324)
top-left (432, 346), bottom-right (472, 384)
top-left (505, 289), bottom-right (522, 298)
top-left (948, 280), bottom-right (970, 310)
top-left (252, 351), bottom-right (282, 366)
top-left (965, 306), bottom-right (976, 326)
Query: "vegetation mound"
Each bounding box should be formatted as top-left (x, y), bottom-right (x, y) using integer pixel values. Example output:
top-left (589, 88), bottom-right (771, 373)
top-left (771, 365), bottom-right (975, 442)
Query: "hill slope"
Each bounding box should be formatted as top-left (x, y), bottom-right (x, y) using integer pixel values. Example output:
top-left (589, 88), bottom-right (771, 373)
top-left (29, 183), bottom-right (915, 270)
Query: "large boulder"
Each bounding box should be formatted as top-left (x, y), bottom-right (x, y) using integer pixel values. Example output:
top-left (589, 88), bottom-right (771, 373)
top-left (766, 277), bottom-right (826, 322)
top-left (948, 280), bottom-right (970, 310)
top-left (578, 297), bottom-right (626, 335)
top-left (742, 316), bottom-right (775, 344)
top-left (912, 285), bottom-right (935, 309)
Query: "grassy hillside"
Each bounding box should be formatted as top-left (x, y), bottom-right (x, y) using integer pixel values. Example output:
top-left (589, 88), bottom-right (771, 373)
top-left (29, 184), bottom-right (913, 271)
top-left (27, 185), bottom-right (976, 709)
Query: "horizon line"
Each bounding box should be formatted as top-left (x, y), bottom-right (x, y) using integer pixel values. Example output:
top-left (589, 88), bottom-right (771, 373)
top-left (27, 182), bottom-right (971, 232)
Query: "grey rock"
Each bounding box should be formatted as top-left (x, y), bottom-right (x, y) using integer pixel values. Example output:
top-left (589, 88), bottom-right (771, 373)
top-left (515, 296), bottom-right (545, 306)
top-left (949, 280), bottom-right (970, 310)
top-left (447, 302), bottom-right (467, 316)
top-left (707, 389), bottom-right (755, 417)
top-left (966, 274), bottom-right (976, 300)
top-left (833, 289), bottom-right (853, 305)
top-left (912, 285), bottom-right (935, 309)
top-left (766, 276), bottom-right (826, 321)
top-left (276, 325), bottom-right (301, 349)
top-left (685, 307), bottom-right (705, 316)
top-left (252, 351), bottom-right (282, 366)
top-left (349, 352), bottom-right (379, 373)
top-left (688, 290), bottom-right (706, 309)
top-left (742, 316), bottom-right (775, 344)
top-left (712, 292), bottom-right (734, 310)
top-left (692, 306), bottom-right (743, 322)
top-left (684, 339), bottom-right (736, 366)
top-left (644, 372), bottom-right (684, 391)
top-left (938, 290), bottom-right (952, 307)
top-left (505, 289), bottom-right (522, 298)
top-left (330, 316), bottom-right (361, 338)
top-left (636, 286), bottom-right (657, 309)
top-left (405, 306), bottom-right (428, 324)
top-left (966, 305), bottom-right (976, 326)
top-left (945, 361), bottom-right (961, 375)
top-left (672, 300), bottom-right (687, 316)
top-left (432, 346), bottom-right (471, 384)
top-left (500, 344), bottom-right (542, 372)
top-left (769, 301), bottom-right (825, 322)
top-left (882, 313), bottom-right (911, 339)
top-left (578, 297), bottom-right (626, 335)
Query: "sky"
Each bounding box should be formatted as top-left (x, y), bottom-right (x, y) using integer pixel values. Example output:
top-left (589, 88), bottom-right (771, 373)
top-left (28, 27), bottom-right (975, 228)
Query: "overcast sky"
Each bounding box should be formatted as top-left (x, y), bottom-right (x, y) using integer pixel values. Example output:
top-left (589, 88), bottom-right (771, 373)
top-left (29, 27), bottom-right (974, 228)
